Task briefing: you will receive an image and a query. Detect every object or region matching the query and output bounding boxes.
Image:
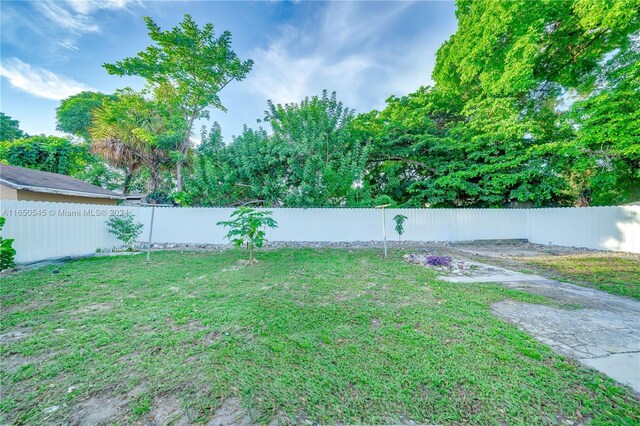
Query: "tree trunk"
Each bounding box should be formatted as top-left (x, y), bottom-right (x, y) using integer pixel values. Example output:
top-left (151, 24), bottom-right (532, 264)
top-left (148, 164), bottom-right (161, 195)
top-left (123, 170), bottom-right (133, 195)
top-left (249, 242), bottom-right (254, 262)
top-left (176, 116), bottom-right (196, 192)
top-left (176, 160), bottom-right (184, 192)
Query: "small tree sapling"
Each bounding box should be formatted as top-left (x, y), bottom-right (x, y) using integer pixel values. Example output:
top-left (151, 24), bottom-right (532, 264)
top-left (217, 207), bottom-right (278, 262)
top-left (107, 214), bottom-right (144, 251)
top-left (393, 214), bottom-right (408, 242)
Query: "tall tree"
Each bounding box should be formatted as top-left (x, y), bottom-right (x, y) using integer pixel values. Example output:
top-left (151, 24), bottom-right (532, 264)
top-left (223, 126), bottom-right (285, 206)
top-left (0, 113), bottom-right (25, 141)
top-left (56, 92), bottom-right (113, 141)
top-left (564, 39), bottom-right (640, 205)
top-left (263, 90), bottom-right (366, 206)
top-left (426, 0), bottom-right (640, 206)
top-left (353, 87), bottom-right (464, 206)
top-left (103, 14), bottom-right (253, 191)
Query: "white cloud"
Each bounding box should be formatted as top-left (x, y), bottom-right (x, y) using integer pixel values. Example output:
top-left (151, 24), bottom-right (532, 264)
top-left (66, 0), bottom-right (141, 15)
top-left (320, 1), bottom-right (414, 48)
top-left (57, 40), bottom-right (80, 51)
top-left (34, 2), bottom-right (100, 33)
top-left (32, 0), bottom-right (141, 35)
top-left (0, 58), bottom-right (94, 100)
top-left (245, 37), bottom-right (323, 105)
top-left (241, 1), bottom-right (443, 115)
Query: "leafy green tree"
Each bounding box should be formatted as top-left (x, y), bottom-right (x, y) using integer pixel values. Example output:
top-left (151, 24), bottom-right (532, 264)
top-left (564, 39), bottom-right (640, 205)
top-left (0, 113), bottom-right (25, 141)
top-left (426, 0), bottom-right (640, 207)
top-left (0, 135), bottom-right (91, 176)
top-left (353, 0), bottom-right (639, 208)
top-left (352, 87), bottom-right (464, 207)
top-left (223, 126), bottom-right (286, 206)
top-left (217, 207), bottom-right (278, 262)
top-left (107, 214), bottom-right (144, 250)
top-left (104, 14), bottom-right (253, 191)
top-left (182, 123), bottom-right (251, 206)
top-left (198, 122), bottom-right (224, 158)
top-left (56, 92), bottom-right (114, 141)
top-left (262, 90), bottom-right (367, 206)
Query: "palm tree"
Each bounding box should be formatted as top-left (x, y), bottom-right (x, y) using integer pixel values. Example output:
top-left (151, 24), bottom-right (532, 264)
top-left (89, 90), bottom-right (177, 195)
top-left (90, 137), bottom-right (142, 194)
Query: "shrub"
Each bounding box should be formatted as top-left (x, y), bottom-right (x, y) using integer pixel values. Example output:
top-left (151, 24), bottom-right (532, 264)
top-left (0, 217), bottom-right (16, 271)
top-left (217, 207), bottom-right (278, 262)
top-left (426, 255), bottom-right (452, 267)
top-left (107, 214), bottom-right (144, 250)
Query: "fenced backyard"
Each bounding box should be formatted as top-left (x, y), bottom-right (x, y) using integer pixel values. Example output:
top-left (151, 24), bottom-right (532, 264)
top-left (2, 200), bottom-right (639, 264)
top-left (2, 201), bottom-right (639, 424)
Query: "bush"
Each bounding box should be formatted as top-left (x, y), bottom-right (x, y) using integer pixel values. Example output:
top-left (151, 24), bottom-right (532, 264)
top-left (107, 214), bottom-right (144, 250)
top-left (217, 207), bottom-right (278, 262)
top-left (0, 217), bottom-right (16, 271)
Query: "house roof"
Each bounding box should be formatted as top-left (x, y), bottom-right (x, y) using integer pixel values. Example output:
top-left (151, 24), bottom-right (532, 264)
top-left (0, 164), bottom-right (124, 200)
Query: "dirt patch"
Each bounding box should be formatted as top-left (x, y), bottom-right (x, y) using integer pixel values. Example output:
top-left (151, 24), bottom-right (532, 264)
top-left (203, 332), bottom-right (222, 346)
top-left (220, 265), bottom-right (243, 273)
top-left (370, 318), bottom-right (381, 329)
top-left (1, 300), bottom-right (50, 315)
top-left (145, 394), bottom-right (189, 425)
top-left (69, 394), bottom-right (129, 425)
top-left (0, 328), bottom-right (31, 343)
top-left (206, 398), bottom-right (251, 426)
top-left (335, 291), bottom-right (363, 302)
top-left (74, 303), bottom-right (112, 314)
top-left (1, 352), bottom-right (52, 374)
top-left (69, 386), bottom-right (145, 425)
top-left (166, 318), bottom-right (205, 332)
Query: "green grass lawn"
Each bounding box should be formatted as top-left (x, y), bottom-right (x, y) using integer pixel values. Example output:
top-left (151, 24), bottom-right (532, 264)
top-left (520, 254), bottom-right (640, 300)
top-left (1, 249), bottom-right (638, 424)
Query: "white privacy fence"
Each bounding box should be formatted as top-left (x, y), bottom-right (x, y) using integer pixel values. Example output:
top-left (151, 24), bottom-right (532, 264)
top-left (1, 200), bottom-right (638, 263)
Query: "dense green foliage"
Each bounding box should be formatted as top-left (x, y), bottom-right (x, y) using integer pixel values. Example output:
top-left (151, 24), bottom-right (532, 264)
top-left (0, 217), bottom-right (16, 271)
top-left (181, 0), bottom-right (639, 207)
top-left (2, 250), bottom-right (639, 424)
top-left (89, 89), bottom-right (186, 195)
top-left (417, 0), bottom-right (640, 207)
top-left (0, 135), bottom-right (91, 176)
top-left (217, 207), bottom-right (278, 261)
top-left (56, 92), bottom-right (114, 141)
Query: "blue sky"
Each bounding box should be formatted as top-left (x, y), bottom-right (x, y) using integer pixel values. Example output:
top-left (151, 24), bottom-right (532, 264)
top-left (1, 0), bottom-right (457, 143)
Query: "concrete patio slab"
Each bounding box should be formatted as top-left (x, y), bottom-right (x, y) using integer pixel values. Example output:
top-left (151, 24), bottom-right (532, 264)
top-left (580, 353), bottom-right (640, 393)
top-left (436, 255), bottom-right (640, 394)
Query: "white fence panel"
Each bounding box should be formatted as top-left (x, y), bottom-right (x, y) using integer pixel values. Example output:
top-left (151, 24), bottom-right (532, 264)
top-left (1, 200), bottom-right (638, 264)
top-left (527, 206), bottom-right (640, 253)
top-left (0, 200), bottom-right (141, 264)
top-left (148, 208), bottom-right (529, 244)
top-left (149, 207), bottom-right (235, 244)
